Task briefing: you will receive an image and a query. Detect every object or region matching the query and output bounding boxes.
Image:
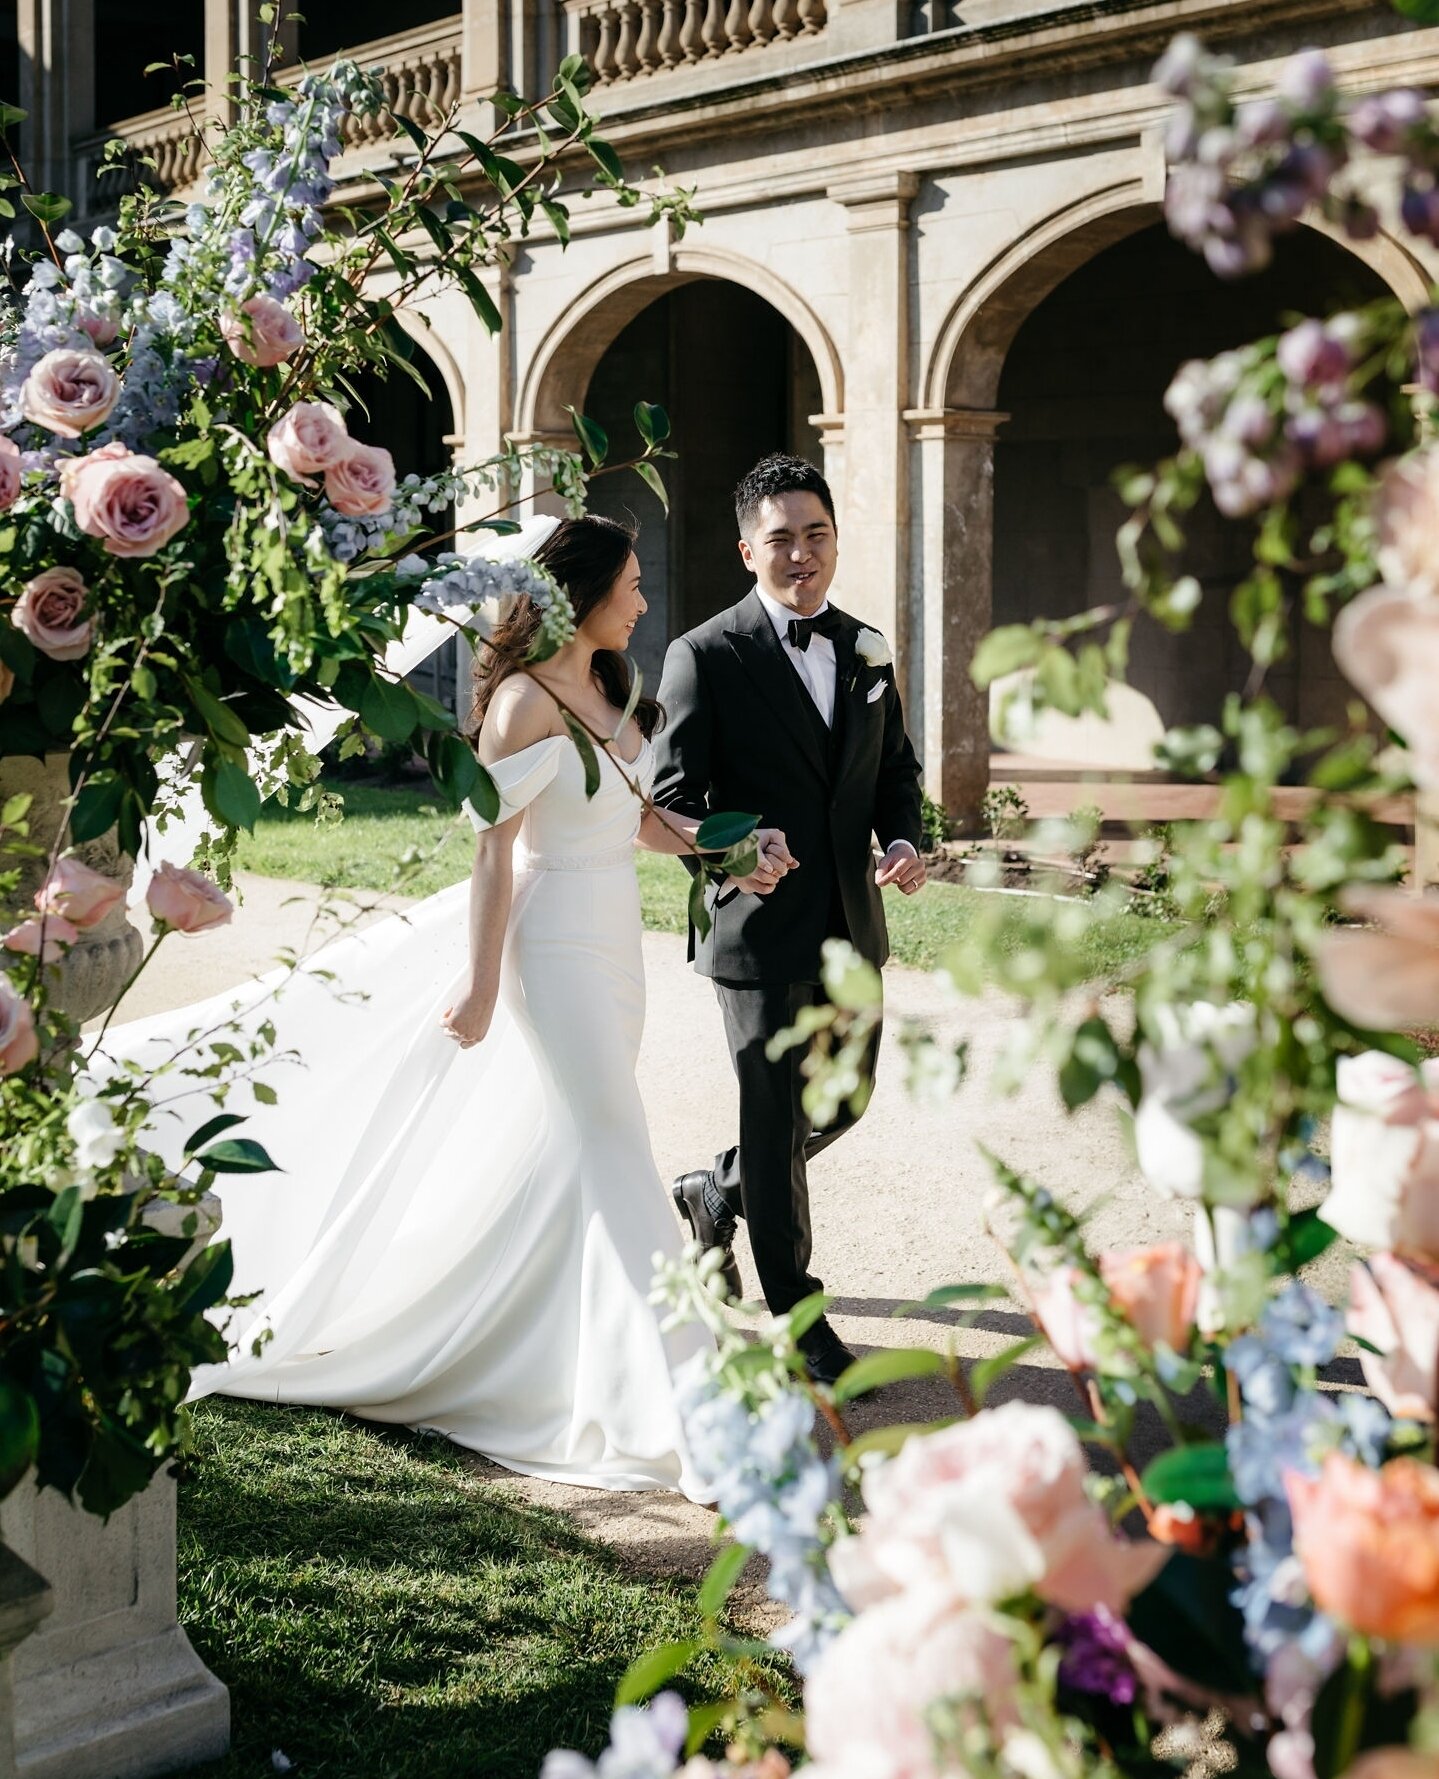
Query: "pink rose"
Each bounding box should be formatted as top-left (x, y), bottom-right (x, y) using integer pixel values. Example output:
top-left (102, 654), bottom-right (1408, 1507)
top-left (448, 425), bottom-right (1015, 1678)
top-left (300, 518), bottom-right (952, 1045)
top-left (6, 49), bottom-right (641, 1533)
top-left (76, 310), bottom-right (118, 348)
top-left (1332, 587), bottom-right (1439, 789)
top-left (1348, 1252), bottom-right (1439, 1421)
top-left (829, 1401), bottom-right (1166, 1618)
top-left (1101, 1241), bottom-right (1202, 1354)
top-left (1318, 887), bottom-right (1439, 1029)
top-left (19, 347), bottom-right (120, 438)
top-left (266, 401), bottom-right (349, 485)
top-left (1288, 1455), bottom-right (1439, 1642)
top-left (57, 438), bottom-right (128, 506)
top-left (0, 976), bottom-right (38, 1076)
top-left (3, 915), bottom-right (79, 962)
top-left (220, 294), bottom-right (304, 368)
top-left (803, 1590), bottom-right (1018, 1779)
top-left (325, 441), bottom-right (395, 517)
top-left (1324, 1050), bottom-right (1439, 1257)
top-left (146, 861), bottom-right (233, 934)
top-left (0, 435), bottom-right (22, 511)
top-left (12, 566), bottom-right (94, 661)
top-left (1032, 1265), bottom-right (1103, 1370)
top-left (35, 856), bottom-right (124, 929)
top-left (65, 445), bottom-right (189, 557)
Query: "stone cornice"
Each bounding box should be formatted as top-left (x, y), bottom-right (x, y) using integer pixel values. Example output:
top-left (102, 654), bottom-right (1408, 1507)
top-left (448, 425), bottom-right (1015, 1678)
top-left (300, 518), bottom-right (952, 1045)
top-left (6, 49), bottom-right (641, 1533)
top-left (829, 168), bottom-right (920, 229)
top-left (904, 406), bottom-right (1011, 439)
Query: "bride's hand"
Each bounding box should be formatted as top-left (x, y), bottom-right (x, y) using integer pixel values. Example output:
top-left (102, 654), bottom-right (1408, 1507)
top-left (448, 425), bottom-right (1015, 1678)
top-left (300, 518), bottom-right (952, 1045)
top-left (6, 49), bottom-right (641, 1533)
top-left (442, 989), bottom-right (495, 1050)
top-left (730, 828), bottom-right (799, 896)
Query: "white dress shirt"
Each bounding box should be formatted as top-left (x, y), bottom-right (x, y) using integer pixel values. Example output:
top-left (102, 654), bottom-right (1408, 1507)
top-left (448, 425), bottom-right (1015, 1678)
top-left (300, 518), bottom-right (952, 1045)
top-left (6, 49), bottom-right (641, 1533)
top-left (755, 586), bottom-right (837, 727)
top-left (752, 586), bottom-right (917, 864)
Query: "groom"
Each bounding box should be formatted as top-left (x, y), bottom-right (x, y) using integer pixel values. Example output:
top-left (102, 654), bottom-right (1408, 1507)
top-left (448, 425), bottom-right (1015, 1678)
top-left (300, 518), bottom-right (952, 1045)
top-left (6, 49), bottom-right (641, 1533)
top-left (654, 453), bottom-right (926, 1386)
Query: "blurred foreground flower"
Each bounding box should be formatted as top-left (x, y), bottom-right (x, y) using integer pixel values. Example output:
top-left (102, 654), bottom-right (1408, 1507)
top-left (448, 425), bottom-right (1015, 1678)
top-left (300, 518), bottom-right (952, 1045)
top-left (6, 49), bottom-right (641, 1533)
top-left (1288, 1454), bottom-right (1439, 1642)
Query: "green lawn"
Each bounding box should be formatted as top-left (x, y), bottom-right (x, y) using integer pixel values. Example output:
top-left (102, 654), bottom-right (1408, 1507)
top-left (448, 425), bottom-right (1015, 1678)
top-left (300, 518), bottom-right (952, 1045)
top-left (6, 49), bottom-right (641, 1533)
top-left (176, 1399), bottom-right (731, 1779)
top-left (234, 778), bottom-right (1171, 979)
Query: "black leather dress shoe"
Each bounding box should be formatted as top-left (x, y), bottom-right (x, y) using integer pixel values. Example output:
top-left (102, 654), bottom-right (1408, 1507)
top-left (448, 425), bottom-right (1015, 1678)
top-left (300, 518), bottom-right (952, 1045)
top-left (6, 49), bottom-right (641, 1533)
top-left (671, 1170), bottom-right (743, 1302)
top-left (799, 1320), bottom-right (857, 1389)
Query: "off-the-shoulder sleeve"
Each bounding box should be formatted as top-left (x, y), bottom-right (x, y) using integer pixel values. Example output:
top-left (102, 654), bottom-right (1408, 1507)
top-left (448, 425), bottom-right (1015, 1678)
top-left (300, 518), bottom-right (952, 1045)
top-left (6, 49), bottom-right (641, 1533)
top-left (466, 737), bottom-right (565, 832)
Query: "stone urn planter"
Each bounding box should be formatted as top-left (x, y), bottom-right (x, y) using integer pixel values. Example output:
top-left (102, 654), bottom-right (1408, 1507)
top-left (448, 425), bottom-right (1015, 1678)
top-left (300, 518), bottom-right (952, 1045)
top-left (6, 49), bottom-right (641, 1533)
top-left (0, 752), bottom-right (231, 1778)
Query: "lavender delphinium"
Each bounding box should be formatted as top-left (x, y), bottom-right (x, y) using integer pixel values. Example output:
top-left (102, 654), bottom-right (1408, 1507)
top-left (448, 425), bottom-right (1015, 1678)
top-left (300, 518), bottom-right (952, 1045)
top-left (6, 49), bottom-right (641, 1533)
top-left (1055, 1609), bottom-right (1141, 1707)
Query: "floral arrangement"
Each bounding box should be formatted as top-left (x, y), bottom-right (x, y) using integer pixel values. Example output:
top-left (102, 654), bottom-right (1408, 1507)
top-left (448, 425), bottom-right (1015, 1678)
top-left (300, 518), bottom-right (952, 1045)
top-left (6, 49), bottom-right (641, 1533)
top-left (545, 22), bottom-right (1439, 1779)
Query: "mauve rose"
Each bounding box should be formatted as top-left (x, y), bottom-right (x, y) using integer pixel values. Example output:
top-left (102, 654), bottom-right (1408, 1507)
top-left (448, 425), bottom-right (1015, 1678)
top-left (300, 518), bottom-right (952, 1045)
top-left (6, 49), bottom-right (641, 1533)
top-left (146, 862), bottom-right (233, 934)
top-left (1102, 1241), bottom-right (1202, 1354)
top-left (19, 347), bottom-right (120, 438)
top-left (803, 1589), bottom-right (1019, 1779)
top-left (0, 435), bottom-right (22, 511)
top-left (829, 1401), bottom-right (1166, 1618)
top-left (1288, 1455), bottom-right (1439, 1642)
top-left (0, 976), bottom-right (37, 1076)
top-left (66, 446), bottom-right (189, 557)
top-left (1319, 887), bottom-right (1439, 1027)
top-left (1324, 1050), bottom-right (1439, 1258)
top-left (35, 856), bottom-right (124, 929)
top-left (3, 915), bottom-right (79, 963)
top-left (76, 310), bottom-right (118, 348)
top-left (267, 401), bottom-right (349, 486)
top-left (220, 294), bottom-right (304, 368)
top-left (325, 440), bottom-right (396, 517)
top-left (1332, 588), bottom-right (1439, 789)
top-left (12, 566), bottom-right (94, 661)
top-left (1348, 1253), bottom-right (1439, 1421)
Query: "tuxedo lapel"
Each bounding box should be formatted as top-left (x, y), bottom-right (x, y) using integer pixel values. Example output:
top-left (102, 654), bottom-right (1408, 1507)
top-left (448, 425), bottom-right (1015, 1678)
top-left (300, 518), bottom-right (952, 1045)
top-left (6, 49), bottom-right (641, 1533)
top-left (724, 591), bottom-right (831, 786)
top-left (831, 617), bottom-right (871, 786)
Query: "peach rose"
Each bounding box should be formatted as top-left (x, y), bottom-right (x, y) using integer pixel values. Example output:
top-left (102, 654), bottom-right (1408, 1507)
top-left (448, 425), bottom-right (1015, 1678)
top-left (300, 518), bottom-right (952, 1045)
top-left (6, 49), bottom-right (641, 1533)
top-left (1324, 1051), bottom-right (1439, 1257)
top-left (19, 347), bottom-right (120, 437)
top-left (12, 566), bottom-right (94, 661)
top-left (829, 1401), bottom-right (1166, 1618)
top-left (325, 441), bottom-right (395, 517)
top-left (0, 976), bottom-right (37, 1075)
top-left (1319, 888), bottom-right (1439, 1031)
top-left (145, 861), bottom-right (233, 934)
top-left (220, 294), bottom-right (304, 368)
top-left (35, 856), bottom-right (124, 929)
top-left (1332, 587), bottom-right (1439, 789)
top-left (1375, 450), bottom-right (1439, 601)
top-left (803, 1590), bottom-right (1018, 1779)
top-left (3, 915), bottom-right (79, 962)
top-left (1288, 1454), bottom-right (1439, 1642)
top-left (266, 401), bottom-right (349, 485)
top-left (66, 445), bottom-right (189, 557)
top-left (1348, 1252), bottom-right (1439, 1421)
top-left (1102, 1242), bottom-right (1202, 1354)
top-left (0, 435), bottom-right (22, 511)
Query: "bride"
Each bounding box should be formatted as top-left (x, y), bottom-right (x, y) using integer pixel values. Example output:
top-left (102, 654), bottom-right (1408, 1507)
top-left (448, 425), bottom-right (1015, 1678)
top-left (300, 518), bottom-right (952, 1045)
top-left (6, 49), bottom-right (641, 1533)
top-left (107, 514), bottom-right (793, 1500)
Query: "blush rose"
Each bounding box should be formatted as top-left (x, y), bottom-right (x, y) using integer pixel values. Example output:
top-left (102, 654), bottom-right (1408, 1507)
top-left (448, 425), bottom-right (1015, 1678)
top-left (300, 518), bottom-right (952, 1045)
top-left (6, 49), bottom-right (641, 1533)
top-left (266, 401), bottom-right (350, 485)
top-left (64, 444), bottom-right (189, 557)
top-left (0, 435), bottom-right (22, 511)
top-left (1348, 1252), bottom-right (1439, 1421)
top-left (325, 441), bottom-right (396, 516)
top-left (0, 976), bottom-right (38, 1076)
top-left (1324, 1050), bottom-right (1439, 1258)
top-left (35, 856), bottom-right (124, 928)
top-left (3, 915), bottom-right (80, 963)
top-left (20, 347), bottom-right (120, 437)
top-left (12, 566), bottom-right (94, 661)
top-left (146, 862), bottom-right (234, 934)
top-left (220, 294), bottom-right (304, 367)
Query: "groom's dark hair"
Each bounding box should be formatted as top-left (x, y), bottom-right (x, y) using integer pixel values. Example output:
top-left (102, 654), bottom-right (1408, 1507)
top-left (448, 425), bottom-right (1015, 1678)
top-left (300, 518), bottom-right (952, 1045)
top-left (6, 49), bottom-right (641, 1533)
top-left (734, 454), bottom-right (835, 539)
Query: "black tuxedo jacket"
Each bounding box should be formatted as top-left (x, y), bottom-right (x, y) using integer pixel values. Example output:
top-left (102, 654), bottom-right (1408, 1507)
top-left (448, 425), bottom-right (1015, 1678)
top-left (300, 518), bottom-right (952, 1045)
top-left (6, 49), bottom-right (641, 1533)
top-left (653, 589), bottom-right (924, 986)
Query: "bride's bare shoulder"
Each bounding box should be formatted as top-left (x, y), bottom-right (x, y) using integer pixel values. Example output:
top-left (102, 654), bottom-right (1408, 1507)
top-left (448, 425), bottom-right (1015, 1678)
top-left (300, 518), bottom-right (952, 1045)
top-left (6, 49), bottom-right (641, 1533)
top-left (477, 674), bottom-right (562, 766)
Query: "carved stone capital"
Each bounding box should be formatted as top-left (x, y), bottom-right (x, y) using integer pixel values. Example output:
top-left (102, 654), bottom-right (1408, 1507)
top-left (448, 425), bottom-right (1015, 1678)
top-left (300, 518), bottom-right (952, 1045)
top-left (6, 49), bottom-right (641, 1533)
top-left (903, 405), bottom-right (1010, 442)
top-left (828, 168), bottom-right (919, 232)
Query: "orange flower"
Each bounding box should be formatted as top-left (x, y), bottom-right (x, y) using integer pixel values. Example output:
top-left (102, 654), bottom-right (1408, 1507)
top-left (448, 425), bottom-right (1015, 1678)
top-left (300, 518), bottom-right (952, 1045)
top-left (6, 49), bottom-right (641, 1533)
top-left (1288, 1454), bottom-right (1439, 1642)
top-left (1101, 1242), bottom-right (1202, 1355)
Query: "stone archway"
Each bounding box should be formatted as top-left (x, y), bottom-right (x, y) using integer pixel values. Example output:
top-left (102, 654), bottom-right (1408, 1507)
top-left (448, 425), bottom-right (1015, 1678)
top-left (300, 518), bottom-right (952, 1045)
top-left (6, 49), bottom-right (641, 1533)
top-left (913, 191), bottom-right (1418, 826)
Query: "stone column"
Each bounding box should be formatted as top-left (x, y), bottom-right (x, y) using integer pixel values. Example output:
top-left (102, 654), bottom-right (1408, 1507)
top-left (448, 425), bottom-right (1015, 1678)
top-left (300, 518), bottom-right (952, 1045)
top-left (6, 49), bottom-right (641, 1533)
top-left (0, 1548), bottom-right (52, 1779)
top-left (827, 170), bottom-right (917, 651)
top-left (810, 411), bottom-right (846, 529)
top-left (205, 0), bottom-right (295, 124)
top-left (904, 405), bottom-right (1007, 833)
top-left (461, 0), bottom-right (507, 96)
top-left (15, 0), bottom-right (93, 199)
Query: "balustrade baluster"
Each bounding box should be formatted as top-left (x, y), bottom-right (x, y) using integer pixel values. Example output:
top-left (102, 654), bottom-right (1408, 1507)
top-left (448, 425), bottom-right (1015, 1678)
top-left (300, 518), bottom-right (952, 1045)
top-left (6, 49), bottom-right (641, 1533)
top-left (635, 0), bottom-right (661, 73)
top-left (771, 0), bottom-right (799, 38)
top-left (700, 0), bottom-right (726, 55)
top-left (593, 4), bottom-right (619, 82)
top-left (613, 1), bottom-right (639, 77)
top-left (724, 0), bottom-right (754, 51)
top-left (679, 0), bottom-right (704, 59)
top-left (747, 0), bottom-right (776, 46)
top-left (795, 0), bottom-right (823, 33)
top-left (657, 0), bottom-right (683, 64)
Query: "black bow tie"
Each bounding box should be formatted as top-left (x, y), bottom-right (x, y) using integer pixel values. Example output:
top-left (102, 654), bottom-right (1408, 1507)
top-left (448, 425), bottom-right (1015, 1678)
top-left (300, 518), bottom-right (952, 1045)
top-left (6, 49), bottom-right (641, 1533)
top-left (786, 608), bottom-right (842, 652)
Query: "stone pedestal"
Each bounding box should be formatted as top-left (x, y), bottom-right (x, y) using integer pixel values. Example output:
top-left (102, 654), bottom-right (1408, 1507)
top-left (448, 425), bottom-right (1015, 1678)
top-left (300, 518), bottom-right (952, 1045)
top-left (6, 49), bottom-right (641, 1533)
top-left (0, 1472), bottom-right (229, 1779)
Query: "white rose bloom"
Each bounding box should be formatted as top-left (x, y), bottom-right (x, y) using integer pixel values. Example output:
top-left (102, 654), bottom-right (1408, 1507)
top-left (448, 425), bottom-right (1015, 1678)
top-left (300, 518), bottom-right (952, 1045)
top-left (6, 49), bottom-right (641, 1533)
top-left (1133, 1001), bottom-right (1256, 1201)
top-left (67, 1095), bottom-right (124, 1170)
top-left (855, 626), bottom-right (893, 668)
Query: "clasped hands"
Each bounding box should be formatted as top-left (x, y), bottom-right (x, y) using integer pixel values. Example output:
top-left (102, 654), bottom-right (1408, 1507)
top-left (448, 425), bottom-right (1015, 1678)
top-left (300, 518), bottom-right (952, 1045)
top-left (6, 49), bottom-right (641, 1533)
top-left (730, 833), bottom-right (927, 897)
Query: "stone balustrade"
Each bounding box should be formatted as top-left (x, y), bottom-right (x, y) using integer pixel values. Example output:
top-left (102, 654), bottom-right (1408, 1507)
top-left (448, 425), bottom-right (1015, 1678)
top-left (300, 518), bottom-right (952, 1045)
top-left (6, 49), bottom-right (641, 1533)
top-left (563, 0), bottom-right (826, 87)
top-left (72, 105), bottom-right (206, 216)
top-left (322, 19), bottom-right (464, 151)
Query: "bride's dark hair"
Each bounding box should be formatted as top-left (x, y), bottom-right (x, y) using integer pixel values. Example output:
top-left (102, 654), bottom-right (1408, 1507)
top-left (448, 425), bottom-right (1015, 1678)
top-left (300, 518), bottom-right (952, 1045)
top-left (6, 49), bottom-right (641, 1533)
top-left (465, 514), bottom-right (664, 743)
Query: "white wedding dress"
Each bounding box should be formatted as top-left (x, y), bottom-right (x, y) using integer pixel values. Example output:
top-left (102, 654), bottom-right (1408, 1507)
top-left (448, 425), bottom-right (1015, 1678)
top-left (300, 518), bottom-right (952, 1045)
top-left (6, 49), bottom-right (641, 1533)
top-left (105, 727), bottom-right (713, 1498)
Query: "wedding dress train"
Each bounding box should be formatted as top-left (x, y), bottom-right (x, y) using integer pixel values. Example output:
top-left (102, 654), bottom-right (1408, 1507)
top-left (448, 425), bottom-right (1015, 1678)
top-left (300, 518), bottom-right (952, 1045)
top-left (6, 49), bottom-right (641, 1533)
top-left (105, 729), bottom-right (712, 1498)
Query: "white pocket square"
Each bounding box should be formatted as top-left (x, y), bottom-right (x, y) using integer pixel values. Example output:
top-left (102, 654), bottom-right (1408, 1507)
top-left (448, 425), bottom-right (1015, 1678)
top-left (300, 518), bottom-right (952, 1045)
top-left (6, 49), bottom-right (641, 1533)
top-left (866, 680), bottom-right (886, 704)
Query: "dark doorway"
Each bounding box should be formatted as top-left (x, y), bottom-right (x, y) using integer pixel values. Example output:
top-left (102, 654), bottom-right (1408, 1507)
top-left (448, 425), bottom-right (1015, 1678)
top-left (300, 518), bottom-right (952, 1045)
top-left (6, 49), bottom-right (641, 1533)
top-left (94, 0), bottom-right (203, 126)
top-left (991, 221), bottom-right (1392, 737)
top-left (581, 280), bottom-right (824, 690)
top-left (295, 0), bottom-right (456, 61)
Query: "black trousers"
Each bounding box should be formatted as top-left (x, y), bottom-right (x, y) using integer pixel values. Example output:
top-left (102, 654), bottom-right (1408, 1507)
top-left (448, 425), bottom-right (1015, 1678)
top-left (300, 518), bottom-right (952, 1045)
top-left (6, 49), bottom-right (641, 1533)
top-left (712, 979), bottom-right (883, 1317)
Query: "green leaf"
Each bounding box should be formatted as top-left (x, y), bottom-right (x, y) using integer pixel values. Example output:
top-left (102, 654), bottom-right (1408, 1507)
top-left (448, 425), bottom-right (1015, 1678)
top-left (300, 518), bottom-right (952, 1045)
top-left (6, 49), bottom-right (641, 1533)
top-left (698, 1543), bottom-right (750, 1619)
top-left (894, 1283), bottom-right (1008, 1316)
top-left (429, 732), bottom-right (480, 806)
top-left (971, 625), bottom-right (1041, 688)
top-left (467, 762), bottom-right (501, 827)
top-left (832, 1346), bottom-right (944, 1403)
top-left (202, 759), bottom-right (262, 832)
top-left (615, 1638), bottom-right (700, 1706)
top-left (970, 1334), bottom-right (1043, 1405)
top-left (0, 102), bottom-right (28, 130)
top-left (186, 678), bottom-right (251, 748)
top-left (455, 265), bottom-right (502, 334)
top-left (843, 1419), bottom-right (955, 1469)
top-left (1392, 0), bottom-right (1439, 24)
top-left (540, 197), bottom-right (571, 244)
top-left (390, 111), bottom-right (428, 154)
top-left (47, 1185), bottom-right (84, 1265)
top-left (359, 676), bottom-right (420, 745)
top-left (69, 773), bottom-right (126, 844)
top-left (687, 868), bottom-right (712, 942)
top-left (170, 1240), bottom-right (235, 1319)
top-left (588, 137), bottom-right (623, 182)
top-left (1284, 1207), bottom-right (1338, 1270)
top-left (1310, 1645), bottom-right (1416, 1779)
top-left (562, 713), bottom-right (602, 799)
top-left (182, 1112), bottom-right (247, 1158)
top-left (565, 405), bottom-right (608, 469)
top-left (1141, 1442), bottom-right (1239, 1511)
top-left (21, 191), bottom-right (72, 225)
top-left (196, 1138), bottom-right (280, 1174)
top-left (634, 401), bottom-right (670, 446)
top-left (784, 1291), bottom-right (832, 1341)
top-left (0, 1378), bottom-right (39, 1501)
top-left (696, 811), bottom-right (759, 851)
top-left (633, 459), bottom-right (669, 514)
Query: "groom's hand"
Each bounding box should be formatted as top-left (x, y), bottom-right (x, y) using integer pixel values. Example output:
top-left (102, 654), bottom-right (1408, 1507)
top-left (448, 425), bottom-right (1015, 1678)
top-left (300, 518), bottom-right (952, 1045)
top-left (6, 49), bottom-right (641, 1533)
top-left (730, 828), bottom-right (798, 896)
top-left (876, 841), bottom-right (926, 896)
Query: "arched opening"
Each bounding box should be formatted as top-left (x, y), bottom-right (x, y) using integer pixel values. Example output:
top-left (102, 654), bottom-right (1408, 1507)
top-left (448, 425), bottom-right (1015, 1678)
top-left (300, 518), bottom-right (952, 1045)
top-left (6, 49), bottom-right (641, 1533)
top-left (578, 279), bottom-right (824, 687)
top-left (988, 220), bottom-right (1392, 752)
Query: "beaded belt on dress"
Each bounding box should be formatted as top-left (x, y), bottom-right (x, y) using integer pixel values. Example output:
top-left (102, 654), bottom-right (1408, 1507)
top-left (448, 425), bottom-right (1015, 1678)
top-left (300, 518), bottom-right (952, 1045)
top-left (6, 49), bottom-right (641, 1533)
top-left (516, 840), bottom-right (635, 872)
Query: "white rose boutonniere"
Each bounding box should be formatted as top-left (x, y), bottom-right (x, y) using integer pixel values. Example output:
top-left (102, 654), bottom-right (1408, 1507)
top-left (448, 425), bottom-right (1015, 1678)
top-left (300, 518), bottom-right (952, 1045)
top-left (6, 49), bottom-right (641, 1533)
top-left (855, 626), bottom-right (893, 668)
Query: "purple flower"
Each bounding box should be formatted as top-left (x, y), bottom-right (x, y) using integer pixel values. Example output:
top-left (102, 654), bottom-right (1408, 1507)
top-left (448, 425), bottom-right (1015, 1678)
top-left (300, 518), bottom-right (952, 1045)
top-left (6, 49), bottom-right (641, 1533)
top-left (1276, 48), bottom-right (1335, 114)
top-left (1277, 318), bottom-right (1351, 390)
top-left (1055, 1609), bottom-right (1139, 1706)
top-left (1349, 88), bottom-right (1427, 154)
top-left (1153, 33), bottom-right (1205, 98)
